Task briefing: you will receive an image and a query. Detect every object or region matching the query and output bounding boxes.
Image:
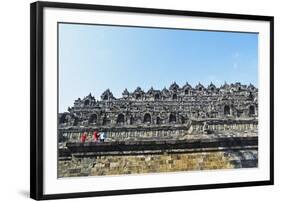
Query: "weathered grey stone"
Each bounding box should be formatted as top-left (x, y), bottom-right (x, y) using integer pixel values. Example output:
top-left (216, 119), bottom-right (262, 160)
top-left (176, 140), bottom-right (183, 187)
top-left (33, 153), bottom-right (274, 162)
top-left (57, 82), bottom-right (259, 177)
top-left (58, 82), bottom-right (258, 142)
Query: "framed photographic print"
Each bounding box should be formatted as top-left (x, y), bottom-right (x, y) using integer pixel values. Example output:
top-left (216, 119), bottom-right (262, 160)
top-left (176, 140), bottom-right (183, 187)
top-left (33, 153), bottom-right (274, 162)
top-left (30, 1), bottom-right (274, 200)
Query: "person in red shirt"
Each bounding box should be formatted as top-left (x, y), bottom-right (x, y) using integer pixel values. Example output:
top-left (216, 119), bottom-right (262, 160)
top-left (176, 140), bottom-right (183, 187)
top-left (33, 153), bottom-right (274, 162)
top-left (80, 132), bottom-right (87, 143)
top-left (93, 130), bottom-right (99, 142)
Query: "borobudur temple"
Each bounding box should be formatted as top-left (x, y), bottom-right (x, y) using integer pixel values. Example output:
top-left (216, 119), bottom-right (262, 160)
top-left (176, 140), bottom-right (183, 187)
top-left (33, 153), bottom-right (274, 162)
top-left (58, 82), bottom-right (258, 142)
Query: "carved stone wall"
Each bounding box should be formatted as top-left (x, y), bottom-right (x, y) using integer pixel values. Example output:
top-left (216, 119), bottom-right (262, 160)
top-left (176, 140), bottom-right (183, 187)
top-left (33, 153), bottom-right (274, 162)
top-left (59, 82), bottom-right (257, 124)
top-left (58, 82), bottom-right (258, 142)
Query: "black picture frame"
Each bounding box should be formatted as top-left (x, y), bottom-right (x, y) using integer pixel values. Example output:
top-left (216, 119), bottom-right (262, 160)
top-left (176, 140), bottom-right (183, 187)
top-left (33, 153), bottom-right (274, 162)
top-left (30, 1), bottom-right (274, 200)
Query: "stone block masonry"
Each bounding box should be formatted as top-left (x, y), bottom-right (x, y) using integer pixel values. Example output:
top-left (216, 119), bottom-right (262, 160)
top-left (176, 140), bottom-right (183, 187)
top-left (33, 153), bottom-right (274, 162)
top-left (58, 82), bottom-right (258, 177)
top-left (58, 149), bottom-right (258, 177)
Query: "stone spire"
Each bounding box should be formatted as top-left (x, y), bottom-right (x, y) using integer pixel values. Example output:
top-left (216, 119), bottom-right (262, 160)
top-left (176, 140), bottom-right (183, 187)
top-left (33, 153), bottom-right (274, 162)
top-left (169, 82), bottom-right (179, 91)
top-left (195, 82), bottom-right (205, 90)
top-left (147, 87), bottom-right (155, 94)
top-left (208, 82), bottom-right (216, 90)
top-left (183, 82), bottom-right (192, 89)
top-left (101, 89), bottom-right (115, 101)
top-left (122, 88), bottom-right (129, 95)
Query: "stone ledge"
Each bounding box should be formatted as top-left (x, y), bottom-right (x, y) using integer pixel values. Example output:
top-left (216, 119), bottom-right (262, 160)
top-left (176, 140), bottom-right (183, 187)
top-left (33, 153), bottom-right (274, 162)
top-left (60, 136), bottom-right (257, 158)
top-left (59, 118), bottom-right (258, 133)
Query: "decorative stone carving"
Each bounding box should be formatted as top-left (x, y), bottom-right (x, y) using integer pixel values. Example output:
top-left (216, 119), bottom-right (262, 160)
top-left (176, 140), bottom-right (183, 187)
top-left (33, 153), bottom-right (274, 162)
top-left (59, 82), bottom-right (258, 131)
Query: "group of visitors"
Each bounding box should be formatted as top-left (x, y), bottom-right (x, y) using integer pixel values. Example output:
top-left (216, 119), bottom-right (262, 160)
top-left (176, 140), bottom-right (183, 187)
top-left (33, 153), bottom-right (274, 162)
top-left (80, 130), bottom-right (107, 143)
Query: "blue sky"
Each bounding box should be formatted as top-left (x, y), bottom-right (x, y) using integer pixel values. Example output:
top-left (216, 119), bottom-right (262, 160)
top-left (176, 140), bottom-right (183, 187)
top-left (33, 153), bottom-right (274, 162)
top-left (59, 23), bottom-right (258, 112)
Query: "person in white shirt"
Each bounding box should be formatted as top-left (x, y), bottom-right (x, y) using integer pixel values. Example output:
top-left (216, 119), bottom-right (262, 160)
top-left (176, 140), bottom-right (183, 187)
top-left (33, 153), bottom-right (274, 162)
top-left (99, 132), bottom-right (107, 142)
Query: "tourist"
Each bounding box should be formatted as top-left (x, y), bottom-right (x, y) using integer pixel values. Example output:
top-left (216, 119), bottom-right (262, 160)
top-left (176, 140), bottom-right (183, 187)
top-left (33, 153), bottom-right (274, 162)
top-left (93, 130), bottom-right (99, 142)
top-left (100, 131), bottom-right (107, 142)
top-left (80, 132), bottom-right (87, 143)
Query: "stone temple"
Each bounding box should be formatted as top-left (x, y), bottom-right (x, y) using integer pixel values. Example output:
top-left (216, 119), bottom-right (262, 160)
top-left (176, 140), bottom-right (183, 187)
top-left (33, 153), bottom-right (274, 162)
top-left (59, 82), bottom-right (258, 140)
top-left (58, 82), bottom-right (258, 177)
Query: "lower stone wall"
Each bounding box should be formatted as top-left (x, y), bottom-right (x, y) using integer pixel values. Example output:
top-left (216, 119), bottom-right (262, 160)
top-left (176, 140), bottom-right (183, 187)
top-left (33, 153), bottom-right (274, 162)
top-left (60, 121), bottom-right (258, 142)
top-left (58, 149), bottom-right (258, 178)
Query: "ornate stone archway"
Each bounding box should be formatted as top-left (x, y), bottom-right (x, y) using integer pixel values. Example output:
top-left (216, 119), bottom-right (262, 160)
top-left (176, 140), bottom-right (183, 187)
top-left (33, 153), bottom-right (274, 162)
top-left (116, 114), bottom-right (125, 124)
top-left (143, 113), bottom-right (152, 123)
